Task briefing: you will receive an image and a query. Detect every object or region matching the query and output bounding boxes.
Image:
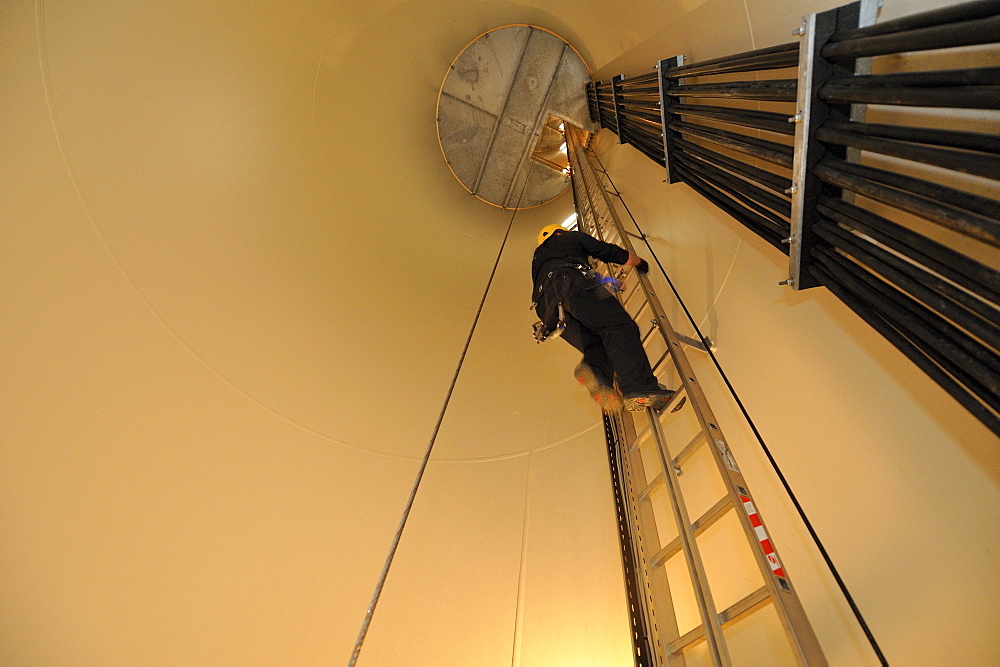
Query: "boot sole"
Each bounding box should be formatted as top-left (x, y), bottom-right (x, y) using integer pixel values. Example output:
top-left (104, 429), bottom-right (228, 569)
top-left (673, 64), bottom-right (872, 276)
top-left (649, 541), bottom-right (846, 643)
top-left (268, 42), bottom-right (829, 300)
top-left (624, 391), bottom-right (676, 413)
top-left (575, 364), bottom-right (620, 411)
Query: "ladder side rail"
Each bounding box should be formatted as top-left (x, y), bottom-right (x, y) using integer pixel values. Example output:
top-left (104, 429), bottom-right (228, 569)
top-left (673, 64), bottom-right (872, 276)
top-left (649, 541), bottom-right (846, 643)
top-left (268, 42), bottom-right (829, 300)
top-left (604, 412), bottom-right (663, 667)
top-left (572, 140), bottom-right (610, 247)
top-left (570, 134), bottom-right (685, 665)
top-left (573, 136), bottom-right (667, 661)
top-left (579, 135), bottom-right (730, 665)
top-left (569, 165), bottom-right (589, 234)
top-left (575, 128), bottom-right (828, 665)
top-left (567, 127), bottom-right (732, 666)
top-left (586, 159), bottom-right (735, 666)
top-left (645, 409), bottom-right (731, 667)
top-left (612, 410), bottom-right (679, 667)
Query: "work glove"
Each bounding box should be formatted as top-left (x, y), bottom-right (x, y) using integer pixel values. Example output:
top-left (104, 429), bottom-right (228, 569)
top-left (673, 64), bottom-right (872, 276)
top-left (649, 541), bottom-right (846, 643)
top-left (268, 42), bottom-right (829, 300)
top-left (636, 259), bottom-right (650, 274)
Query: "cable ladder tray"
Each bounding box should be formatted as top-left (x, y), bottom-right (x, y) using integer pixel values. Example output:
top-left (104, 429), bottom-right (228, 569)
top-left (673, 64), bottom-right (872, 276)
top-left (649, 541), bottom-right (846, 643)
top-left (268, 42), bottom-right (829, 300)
top-left (566, 126), bottom-right (826, 667)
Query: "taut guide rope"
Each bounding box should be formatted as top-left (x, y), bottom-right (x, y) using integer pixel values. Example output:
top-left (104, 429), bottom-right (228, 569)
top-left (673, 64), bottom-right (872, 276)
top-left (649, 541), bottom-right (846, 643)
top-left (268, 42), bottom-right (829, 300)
top-left (349, 168), bottom-right (534, 665)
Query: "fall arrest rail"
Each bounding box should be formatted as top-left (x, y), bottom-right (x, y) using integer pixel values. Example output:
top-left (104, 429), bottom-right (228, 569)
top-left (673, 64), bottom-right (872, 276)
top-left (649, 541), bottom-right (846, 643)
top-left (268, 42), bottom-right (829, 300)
top-left (566, 126), bottom-right (828, 667)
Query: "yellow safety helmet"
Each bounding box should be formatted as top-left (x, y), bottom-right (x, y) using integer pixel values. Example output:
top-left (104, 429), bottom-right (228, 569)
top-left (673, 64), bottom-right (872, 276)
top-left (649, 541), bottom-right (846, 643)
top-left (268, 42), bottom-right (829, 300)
top-left (538, 224), bottom-right (566, 245)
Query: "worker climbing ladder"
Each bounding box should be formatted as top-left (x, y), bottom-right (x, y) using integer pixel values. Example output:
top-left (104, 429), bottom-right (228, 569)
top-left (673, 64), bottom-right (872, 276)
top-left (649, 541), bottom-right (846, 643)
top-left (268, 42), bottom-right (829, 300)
top-left (565, 125), bottom-right (827, 666)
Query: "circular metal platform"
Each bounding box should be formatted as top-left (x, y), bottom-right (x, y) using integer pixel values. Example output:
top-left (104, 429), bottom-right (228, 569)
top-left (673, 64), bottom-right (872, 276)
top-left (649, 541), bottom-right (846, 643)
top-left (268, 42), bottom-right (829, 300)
top-left (436, 25), bottom-right (595, 209)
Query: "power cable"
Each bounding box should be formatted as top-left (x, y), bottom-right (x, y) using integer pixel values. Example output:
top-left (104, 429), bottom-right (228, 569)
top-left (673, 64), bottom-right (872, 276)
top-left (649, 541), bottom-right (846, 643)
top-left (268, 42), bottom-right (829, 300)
top-left (591, 152), bottom-right (889, 667)
top-left (348, 170), bottom-right (532, 666)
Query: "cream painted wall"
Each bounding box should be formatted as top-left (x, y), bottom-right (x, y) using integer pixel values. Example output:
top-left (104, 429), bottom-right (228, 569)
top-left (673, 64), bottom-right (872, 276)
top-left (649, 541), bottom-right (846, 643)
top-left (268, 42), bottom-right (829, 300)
top-left (3, 1), bottom-right (629, 662)
top-left (2, 0), bottom-right (997, 665)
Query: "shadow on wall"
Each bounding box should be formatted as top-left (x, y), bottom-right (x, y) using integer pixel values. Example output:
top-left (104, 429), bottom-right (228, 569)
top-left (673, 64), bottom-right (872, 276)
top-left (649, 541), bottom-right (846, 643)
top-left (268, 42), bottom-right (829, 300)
top-left (801, 281), bottom-right (1000, 486)
top-left (404, 0), bottom-right (599, 77)
top-left (593, 0), bottom-right (759, 79)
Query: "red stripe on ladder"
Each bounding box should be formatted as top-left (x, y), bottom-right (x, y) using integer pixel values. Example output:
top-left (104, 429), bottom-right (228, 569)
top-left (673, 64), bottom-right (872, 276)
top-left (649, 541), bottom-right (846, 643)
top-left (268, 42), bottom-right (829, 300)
top-left (739, 495), bottom-right (786, 579)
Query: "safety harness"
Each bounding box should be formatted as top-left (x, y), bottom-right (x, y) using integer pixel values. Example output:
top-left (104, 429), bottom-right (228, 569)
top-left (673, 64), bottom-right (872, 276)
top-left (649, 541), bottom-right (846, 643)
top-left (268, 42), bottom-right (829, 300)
top-left (530, 262), bottom-right (621, 343)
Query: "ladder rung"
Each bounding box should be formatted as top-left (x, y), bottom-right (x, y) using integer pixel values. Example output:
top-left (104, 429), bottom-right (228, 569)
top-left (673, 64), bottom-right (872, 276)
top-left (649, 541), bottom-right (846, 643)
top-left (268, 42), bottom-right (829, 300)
top-left (628, 390), bottom-right (687, 453)
top-left (667, 586), bottom-right (772, 655)
top-left (572, 124), bottom-right (827, 666)
top-left (638, 432), bottom-right (702, 500)
top-left (623, 283), bottom-right (642, 309)
top-left (672, 431), bottom-right (706, 468)
top-left (658, 388), bottom-right (686, 416)
top-left (629, 428), bottom-right (650, 452)
top-left (639, 471), bottom-right (665, 501)
top-left (650, 495), bottom-right (734, 568)
top-left (651, 349), bottom-right (673, 374)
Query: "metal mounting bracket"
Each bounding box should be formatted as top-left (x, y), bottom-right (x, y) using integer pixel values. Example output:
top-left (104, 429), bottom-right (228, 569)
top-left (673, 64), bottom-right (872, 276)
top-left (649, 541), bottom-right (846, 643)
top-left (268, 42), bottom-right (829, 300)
top-left (657, 55), bottom-right (685, 184)
top-left (610, 74), bottom-right (627, 145)
top-left (788, 2), bottom-right (864, 290)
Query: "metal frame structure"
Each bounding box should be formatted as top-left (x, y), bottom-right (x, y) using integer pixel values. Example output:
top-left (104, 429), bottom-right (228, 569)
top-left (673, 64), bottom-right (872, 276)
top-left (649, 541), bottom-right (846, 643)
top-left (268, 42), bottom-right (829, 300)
top-left (788, 2), bottom-right (863, 290)
top-left (660, 42), bottom-right (799, 253)
top-left (657, 56), bottom-right (684, 183)
top-left (583, 0), bottom-right (1000, 436)
top-left (791, 0), bottom-right (1000, 435)
top-left (567, 125), bottom-right (828, 666)
top-left (611, 74), bottom-right (628, 145)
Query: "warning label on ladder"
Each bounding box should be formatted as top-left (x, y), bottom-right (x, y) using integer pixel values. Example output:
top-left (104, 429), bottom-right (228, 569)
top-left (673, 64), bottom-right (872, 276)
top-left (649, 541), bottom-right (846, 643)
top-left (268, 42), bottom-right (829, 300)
top-left (739, 494), bottom-right (791, 589)
top-left (714, 439), bottom-right (740, 473)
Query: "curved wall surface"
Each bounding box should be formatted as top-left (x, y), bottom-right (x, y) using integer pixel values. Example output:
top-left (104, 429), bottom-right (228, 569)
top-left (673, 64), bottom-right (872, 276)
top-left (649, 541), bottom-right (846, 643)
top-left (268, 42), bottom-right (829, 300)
top-left (2, 0), bottom-right (997, 664)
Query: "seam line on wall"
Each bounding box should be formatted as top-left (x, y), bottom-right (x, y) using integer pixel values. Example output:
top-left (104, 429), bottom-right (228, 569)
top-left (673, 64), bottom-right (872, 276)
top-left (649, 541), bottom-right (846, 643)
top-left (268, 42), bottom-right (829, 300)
top-left (510, 452), bottom-right (533, 667)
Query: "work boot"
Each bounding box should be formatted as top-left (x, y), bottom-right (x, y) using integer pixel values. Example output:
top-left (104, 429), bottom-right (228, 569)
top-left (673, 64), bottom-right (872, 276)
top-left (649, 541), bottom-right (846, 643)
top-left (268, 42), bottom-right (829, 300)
top-left (623, 388), bottom-right (676, 413)
top-left (574, 362), bottom-right (621, 411)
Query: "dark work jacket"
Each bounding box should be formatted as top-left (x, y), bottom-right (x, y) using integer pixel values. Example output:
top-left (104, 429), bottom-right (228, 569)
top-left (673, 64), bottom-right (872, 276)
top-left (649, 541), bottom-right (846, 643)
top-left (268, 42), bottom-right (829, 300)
top-left (531, 230), bottom-right (630, 295)
top-left (531, 231), bottom-right (630, 326)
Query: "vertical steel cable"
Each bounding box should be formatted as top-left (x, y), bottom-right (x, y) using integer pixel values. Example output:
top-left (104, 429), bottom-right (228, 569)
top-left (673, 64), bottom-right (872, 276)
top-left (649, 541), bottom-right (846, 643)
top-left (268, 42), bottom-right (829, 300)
top-left (348, 169), bottom-right (533, 666)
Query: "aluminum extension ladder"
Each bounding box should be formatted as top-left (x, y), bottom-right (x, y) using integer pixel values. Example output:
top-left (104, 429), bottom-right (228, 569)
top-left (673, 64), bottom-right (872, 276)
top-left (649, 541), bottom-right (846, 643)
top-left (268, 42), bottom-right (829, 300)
top-left (565, 125), bottom-right (827, 666)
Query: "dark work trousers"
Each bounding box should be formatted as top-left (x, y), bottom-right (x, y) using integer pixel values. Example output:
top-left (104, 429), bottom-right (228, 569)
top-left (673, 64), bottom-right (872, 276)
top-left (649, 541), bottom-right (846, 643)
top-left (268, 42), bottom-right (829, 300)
top-left (537, 273), bottom-right (659, 396)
